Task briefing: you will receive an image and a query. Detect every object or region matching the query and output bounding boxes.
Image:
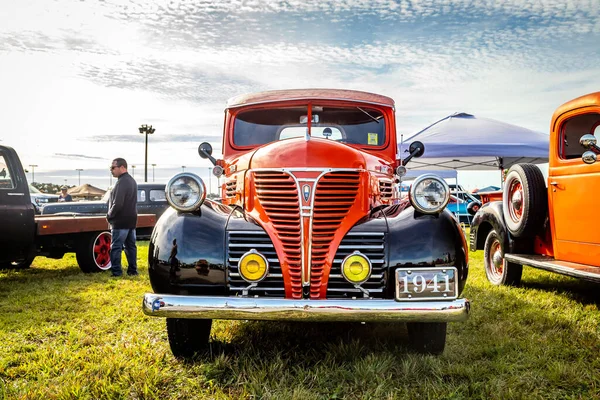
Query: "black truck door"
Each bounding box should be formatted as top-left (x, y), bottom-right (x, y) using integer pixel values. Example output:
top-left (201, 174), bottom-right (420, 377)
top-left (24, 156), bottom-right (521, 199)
top-left (0, 146), bottom-right (35, 263)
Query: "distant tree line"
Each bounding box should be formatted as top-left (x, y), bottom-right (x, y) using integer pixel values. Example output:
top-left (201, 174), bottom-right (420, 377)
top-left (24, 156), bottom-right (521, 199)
top-left (32, 182), bottom-right (74, 194)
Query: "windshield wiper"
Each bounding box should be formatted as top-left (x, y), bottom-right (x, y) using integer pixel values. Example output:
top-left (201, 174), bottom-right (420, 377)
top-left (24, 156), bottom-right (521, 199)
top-left (357, 107), bottom-right (380, 124)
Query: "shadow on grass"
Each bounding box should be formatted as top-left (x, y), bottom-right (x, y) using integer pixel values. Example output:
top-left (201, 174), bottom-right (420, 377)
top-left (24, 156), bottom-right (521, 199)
top-left (203, 320), bottom-right (411, 362)
top-left (519, 275), bottom-right (600, 306)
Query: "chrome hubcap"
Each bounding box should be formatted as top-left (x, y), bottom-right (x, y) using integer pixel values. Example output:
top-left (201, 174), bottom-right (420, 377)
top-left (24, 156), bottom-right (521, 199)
top-left (511, 190), bottom-right (522, 212)
top-left (492, 250), bottom-right (503, 271)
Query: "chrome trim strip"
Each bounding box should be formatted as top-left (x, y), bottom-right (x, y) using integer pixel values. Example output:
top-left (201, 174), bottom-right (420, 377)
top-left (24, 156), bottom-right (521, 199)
top-left (346, 232), bottom-right (384, 236)
top-left (7, 193), bottom-right (25, 196)
top-left (143, 294), bottom-right (470, 322)
top-left (334, 259), bottom-right (385, 264)
top-left (228, 231), bottom-right (267, 234)
top-left (229, 258), bottom-right (279, 263)
top-left (229, 273), bottom-right (283, 278)
top-left (338, 245), bottom-right (384, 249)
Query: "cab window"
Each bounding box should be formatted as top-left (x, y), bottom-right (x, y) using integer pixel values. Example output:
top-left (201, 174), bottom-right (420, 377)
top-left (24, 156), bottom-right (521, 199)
top-left (137, 190), bottom-right (146, 202)
top-left (559, 113), bottom-right (600, 159)
top-left (0, 153), bottom-right (14, 189)
top-left (149, 189), bottom-right (166, 202)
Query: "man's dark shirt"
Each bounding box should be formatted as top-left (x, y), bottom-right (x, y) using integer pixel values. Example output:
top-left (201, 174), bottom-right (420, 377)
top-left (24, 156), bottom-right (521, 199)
top-left (107, 172), bottom-right (137, 229)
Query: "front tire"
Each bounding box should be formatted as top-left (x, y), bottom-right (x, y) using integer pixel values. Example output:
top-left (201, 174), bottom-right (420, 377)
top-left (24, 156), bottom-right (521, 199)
top-left (167, 318), bottom-right (212, 359)
top-left (75, 231), bottom-right (112, 273)
top-left (483, 229), bottom-right (522, 286)
top-left (0, 251), bottom-right (35, 270)
top-left (407, 322), bottom-right (447, 355)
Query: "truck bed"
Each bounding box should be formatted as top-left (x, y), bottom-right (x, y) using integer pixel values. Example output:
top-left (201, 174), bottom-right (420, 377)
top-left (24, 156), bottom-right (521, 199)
top-left (35, 214), bottom-right (157, 236)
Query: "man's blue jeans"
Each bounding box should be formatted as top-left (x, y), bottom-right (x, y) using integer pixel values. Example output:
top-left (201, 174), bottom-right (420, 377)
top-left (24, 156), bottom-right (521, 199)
top-left (110, 228), bottom-right (137, 276)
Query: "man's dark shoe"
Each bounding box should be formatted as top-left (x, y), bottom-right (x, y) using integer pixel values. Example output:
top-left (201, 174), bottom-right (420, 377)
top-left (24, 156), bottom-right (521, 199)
top-left (127, 272), bottom-right (139, 276)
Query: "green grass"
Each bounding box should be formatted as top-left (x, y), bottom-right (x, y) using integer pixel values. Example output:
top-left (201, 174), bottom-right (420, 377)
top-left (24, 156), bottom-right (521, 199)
top-left (1, 242), bottom-right (600, 399)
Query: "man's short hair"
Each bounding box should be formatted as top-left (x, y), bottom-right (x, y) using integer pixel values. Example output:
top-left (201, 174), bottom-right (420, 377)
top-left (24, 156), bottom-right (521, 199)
top-left (113, 158), bottom-right (128, 169)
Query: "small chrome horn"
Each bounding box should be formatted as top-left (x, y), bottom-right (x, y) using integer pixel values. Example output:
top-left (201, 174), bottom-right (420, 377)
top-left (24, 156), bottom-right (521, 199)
top-left (582, 151), bottom-right (597, 164)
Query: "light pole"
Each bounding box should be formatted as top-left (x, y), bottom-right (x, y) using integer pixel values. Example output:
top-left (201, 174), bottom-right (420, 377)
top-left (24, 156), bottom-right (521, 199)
top-left (181, 166), bottom-right (186, 172)
top-left (76, 168), bottom-right (83, 186)
top-left (132, 165), bottom-right (136, 178)
top-left (152, 163), bottom-right (156, 182)
top-left (29, 164), bottom-right (38, 183)
top-left (138, 124), bottom-right (156, 183)
top-left (208, 167), bottom-right (212, 196)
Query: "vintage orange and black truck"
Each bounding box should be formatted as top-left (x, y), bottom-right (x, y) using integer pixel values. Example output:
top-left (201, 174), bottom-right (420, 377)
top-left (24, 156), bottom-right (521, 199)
top-left (470, 91), bottom-right (600, 286)
top-left (142, 89), bottom-right (470, 357)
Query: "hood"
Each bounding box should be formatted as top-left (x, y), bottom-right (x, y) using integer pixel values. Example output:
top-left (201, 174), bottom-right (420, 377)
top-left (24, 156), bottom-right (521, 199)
top-left (249, 137), bottom-right (367, 169)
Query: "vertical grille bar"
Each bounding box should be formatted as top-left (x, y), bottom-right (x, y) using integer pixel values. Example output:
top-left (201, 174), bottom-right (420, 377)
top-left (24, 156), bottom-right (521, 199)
top-left (310, 171), bottom-right (360, 298)
top-left (254, 171), bottom-right (303, 298)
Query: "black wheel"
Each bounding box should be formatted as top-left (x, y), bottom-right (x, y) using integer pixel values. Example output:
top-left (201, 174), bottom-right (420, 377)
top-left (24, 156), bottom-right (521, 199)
top-left (406, 322), bottom-right (447, 355)
top-left (483, 229), bottom-right (522, 286)
top-left (166, 318), bottom-right (212, 359)
top-left (502, 164), bottom-right (547, 238)
top-left (75, 231), bottom-right (112, 273)
top-left (0, 251), bottom-right (35, 270)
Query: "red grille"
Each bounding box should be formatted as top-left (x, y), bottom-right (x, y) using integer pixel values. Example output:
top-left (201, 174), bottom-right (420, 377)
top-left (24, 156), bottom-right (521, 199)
top-left (310, 171), bottom-right (360, 298)
top-left (254, 171), bottom-right (303, 298)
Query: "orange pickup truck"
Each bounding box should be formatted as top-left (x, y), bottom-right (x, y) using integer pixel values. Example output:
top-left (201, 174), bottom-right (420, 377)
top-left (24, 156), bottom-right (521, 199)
top-left (470, 91), bottom-right (600, 285)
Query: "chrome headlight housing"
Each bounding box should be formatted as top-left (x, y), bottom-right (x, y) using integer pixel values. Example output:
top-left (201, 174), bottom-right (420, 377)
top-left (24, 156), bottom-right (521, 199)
top-left (166, 173), bottom-right (206, 212)
top-left (408, 174), bottom-right (450, 214)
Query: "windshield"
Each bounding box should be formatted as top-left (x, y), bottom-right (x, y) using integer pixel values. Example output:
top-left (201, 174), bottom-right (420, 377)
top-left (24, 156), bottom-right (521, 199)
top-left (233, 105), bottom-right (386, 147)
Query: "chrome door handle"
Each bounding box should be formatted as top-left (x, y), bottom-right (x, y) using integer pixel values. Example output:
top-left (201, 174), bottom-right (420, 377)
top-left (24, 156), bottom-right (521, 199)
top-left (550, 182), bottom-right (558, 186)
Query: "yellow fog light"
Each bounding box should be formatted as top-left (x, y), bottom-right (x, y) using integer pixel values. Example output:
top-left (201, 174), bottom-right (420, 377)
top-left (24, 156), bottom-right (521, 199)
top-left (341, 251), bottom-right (372, 284)
top-left (239, 249), bottom-right (269, 283)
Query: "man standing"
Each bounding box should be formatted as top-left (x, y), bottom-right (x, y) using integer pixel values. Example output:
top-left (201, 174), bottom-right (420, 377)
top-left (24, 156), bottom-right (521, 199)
top-left (107, 158), bottom-right (138, 277)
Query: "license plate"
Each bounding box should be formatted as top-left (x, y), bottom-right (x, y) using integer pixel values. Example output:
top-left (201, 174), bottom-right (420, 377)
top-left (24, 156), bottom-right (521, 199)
top-left (395, 267), bottom-right (458, 301)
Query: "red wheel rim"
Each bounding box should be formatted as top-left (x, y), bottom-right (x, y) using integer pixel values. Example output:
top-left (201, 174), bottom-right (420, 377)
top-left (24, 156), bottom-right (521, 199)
top-left (487, 238), bottom-right (504, 279)
top-left (507, 180), bottom-right (524, 223)
top-left (473, 204), bottom-right (480, 212)
top-left (93, 232), bottom-right (112, 270)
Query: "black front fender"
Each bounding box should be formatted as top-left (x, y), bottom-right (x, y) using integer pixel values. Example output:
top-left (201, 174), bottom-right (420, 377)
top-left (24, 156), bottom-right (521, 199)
top-left (386, 207), bottom-right (469, 295)
top-left (148, 201), bottom-right (232, 295)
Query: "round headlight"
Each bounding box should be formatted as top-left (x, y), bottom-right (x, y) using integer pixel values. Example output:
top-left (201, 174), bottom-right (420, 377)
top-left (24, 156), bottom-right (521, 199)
top-left (238, 249), bottom-right (269, 283)
top-left (341, 251), bottom-right (372, 284)
top-left (166, 173), bottom-right (206, 212)
top-left (409, 174), bottom-right (450, 214)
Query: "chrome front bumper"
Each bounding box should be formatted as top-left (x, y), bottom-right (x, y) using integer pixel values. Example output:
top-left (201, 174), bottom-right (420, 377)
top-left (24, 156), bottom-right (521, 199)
top-left (143, 294), bottom-right (470, 322)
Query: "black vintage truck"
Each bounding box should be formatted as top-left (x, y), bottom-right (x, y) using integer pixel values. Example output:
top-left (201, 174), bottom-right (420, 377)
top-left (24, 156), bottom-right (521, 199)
top-left (0, 145), bottom-right (156, 272)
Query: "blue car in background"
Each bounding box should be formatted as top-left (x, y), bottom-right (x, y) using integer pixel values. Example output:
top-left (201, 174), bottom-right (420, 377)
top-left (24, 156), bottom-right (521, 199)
top-left (446, 190), bottom-right (481, 225)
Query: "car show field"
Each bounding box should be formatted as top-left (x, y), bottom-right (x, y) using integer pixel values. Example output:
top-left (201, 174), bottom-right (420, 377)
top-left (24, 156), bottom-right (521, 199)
top-left (1, 241), bottom-right (599, 399)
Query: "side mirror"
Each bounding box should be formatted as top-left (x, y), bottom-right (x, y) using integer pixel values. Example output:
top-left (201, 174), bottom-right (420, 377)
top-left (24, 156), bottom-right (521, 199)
top-left (582, 151), bottom-right (597, 164)
top-left (580, 134), bottom-right (597, 149)
top-left (198, 142), bottom-right (217, 166)
top-left (401, 141), bottom-right (425, 165)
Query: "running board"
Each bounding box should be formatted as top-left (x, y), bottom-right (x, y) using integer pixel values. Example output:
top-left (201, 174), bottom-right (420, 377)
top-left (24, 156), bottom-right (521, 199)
top-left (505, 254), bottom-right (600, 283)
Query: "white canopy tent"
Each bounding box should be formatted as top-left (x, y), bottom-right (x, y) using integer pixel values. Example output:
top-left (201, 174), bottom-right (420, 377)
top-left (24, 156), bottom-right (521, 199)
top-left (400, 112), bottom-right (549, 172)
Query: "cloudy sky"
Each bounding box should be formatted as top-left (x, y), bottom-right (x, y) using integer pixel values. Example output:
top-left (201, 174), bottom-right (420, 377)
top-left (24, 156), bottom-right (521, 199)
top-left (0, 0), bottom-right (599, 191)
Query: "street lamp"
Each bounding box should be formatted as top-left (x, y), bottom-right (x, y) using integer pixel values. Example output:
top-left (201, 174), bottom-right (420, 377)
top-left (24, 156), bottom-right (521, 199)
top-left (181, 166), bottom-right (186, 172)
top-left (138, 124), bottom-right (156, 183)
top-left (29, 164), bottom-right (38, 183)
top-left (132, 165), bottom-right (136, 178)
top-left (152, 163), bottom-right (156, 182)
top-left (76, 168), bottom-right (83, 186)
